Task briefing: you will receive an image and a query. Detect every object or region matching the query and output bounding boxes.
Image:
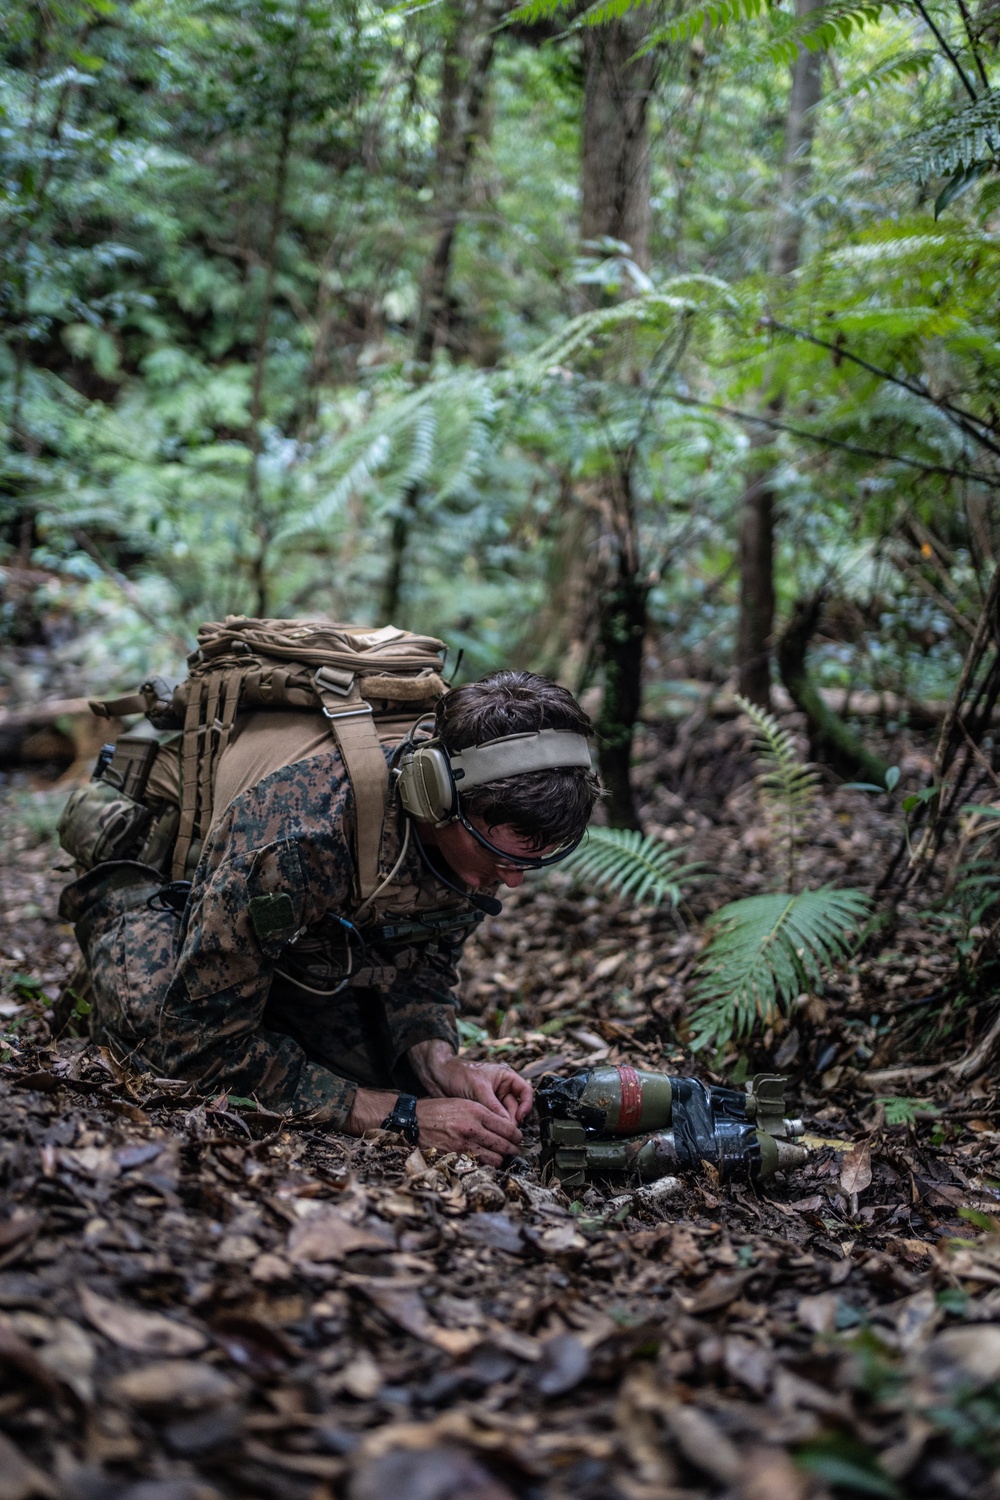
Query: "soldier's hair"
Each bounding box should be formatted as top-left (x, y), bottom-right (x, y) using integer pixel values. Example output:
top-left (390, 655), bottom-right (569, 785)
top-left (436, 670), bottom-right (603, 848)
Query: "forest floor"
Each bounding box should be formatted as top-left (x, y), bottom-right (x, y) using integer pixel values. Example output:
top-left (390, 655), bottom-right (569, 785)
top-left (1, 709), bottom-right (999, 1500)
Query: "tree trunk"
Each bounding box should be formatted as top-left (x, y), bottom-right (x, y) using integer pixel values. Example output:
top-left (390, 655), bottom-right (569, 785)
top-left (768, 3), bottom-right (825, 281)
top-left (580, 16), bottom-right (657, 273)
top-left (380, 0), bottom-right (505, 625)
top-left (596, 566), bottom-right (649, 830)
top-left (736, 435), bottom-right (776, 707)
top-left (777, 593), bottom-right (891, 784)
top-left (734, 0), bottom-right (824, 708)
top-left (582, 16), bottom-right (658, 828)
top-left (245, 0), bottom-right (305, 619)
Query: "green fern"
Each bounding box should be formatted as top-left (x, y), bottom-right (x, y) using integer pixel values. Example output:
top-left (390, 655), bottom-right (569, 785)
top-left (274, 374), bottom-right (497, 547)
top-left (735, 694), bottom-right (819, 891)
top-left (633, 0), bottom-right (893, 63)
top-left (836, 47), bottom-right (936, 98)
top-left (901, 88), bottom-right (1000, 183)
top-left (562, 827), bottom-right (699, 908)
top-left (688, 887), bottom-right (872, 1050)
top-left (518, 278), bottom-right (740, 382)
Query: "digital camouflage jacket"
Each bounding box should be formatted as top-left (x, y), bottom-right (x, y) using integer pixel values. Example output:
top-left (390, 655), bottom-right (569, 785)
top-left (74, 744), bottom-right (486, 1127)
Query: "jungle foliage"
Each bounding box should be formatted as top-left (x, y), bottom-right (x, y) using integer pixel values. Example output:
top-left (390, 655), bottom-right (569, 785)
top-left (4, 0), bottom-right (1000, 1036)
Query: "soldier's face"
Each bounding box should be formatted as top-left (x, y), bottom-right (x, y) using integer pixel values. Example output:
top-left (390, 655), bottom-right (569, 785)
top-left (424, 815), bottom-right (555, 890)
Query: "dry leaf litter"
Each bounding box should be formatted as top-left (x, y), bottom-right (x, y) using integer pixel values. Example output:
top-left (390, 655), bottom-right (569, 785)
top-left (0, 712), bottom-right (998, 1499)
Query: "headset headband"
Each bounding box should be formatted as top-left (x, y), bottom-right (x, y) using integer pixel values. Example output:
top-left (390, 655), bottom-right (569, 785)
top-left (449, 730), bottom-right (592, 788)
top-left (395, 725), bottom-right (593, 827)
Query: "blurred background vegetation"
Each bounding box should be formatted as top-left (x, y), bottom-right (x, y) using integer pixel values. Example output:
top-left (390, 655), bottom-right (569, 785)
top-left (3, 0), bottom-right (999, 826)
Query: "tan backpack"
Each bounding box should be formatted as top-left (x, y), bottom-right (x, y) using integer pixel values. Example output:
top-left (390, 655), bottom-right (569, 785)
top-left (89, 618), bottom-right (449, 897)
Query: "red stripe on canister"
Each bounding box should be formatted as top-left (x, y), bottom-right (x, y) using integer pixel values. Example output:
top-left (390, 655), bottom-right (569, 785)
top-left (617, 1065), bottom-right (643, 1133)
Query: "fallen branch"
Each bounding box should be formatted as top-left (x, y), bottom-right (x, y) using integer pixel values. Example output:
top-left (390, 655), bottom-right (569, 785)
top-left (864, 1004), bottom-right (1000, 1088)
top-left (948, 1007), bottom-right (1000, 1083)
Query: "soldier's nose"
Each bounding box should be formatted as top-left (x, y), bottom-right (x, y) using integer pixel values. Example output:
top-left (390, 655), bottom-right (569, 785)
top-left (500, 868), bottom-right (525, 889)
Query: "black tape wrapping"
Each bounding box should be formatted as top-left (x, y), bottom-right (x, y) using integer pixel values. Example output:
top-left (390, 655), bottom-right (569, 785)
top-left (670, 1076), bottom-right (762, 1183)
top-left (669, 1077), bottom-right (714, 1168)
top-left (536, 1072), bottom-right (607, 1135)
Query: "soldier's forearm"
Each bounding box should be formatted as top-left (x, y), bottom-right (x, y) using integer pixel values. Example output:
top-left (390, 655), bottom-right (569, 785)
top-left (344, 1088), bottom-right (399, 1135)
top-left (407, 1038), bottom-right (457, 1095)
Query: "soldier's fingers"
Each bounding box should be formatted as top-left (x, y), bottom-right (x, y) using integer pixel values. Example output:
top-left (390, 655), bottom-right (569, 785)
top-left (471, 1124), bottom-right (519, 1162)
top-left (473, 1147), bottom-right (507, 1168)
top-left (465, 1072), bottom-right (511, 1120)
top-left (497, 1071), bottom-right (533, 1122)
top-left (470, 1101), bottom-right (521, 1143)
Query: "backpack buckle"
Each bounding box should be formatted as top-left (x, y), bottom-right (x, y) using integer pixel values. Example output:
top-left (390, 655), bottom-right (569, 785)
top-left (314, 666), bottom-right (355, 696)
top-left (322, 704), bottom-right (373, 723)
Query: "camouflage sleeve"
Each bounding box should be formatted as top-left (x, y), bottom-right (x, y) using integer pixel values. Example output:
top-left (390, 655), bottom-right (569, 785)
top-left (381, 936), bottom-right (463, 1064)
top-left (155, 819), bottom-right (360, 1126)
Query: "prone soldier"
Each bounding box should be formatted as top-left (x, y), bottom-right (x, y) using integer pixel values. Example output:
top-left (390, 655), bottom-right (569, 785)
top-left (59, 654), bottom-right (601, 1166)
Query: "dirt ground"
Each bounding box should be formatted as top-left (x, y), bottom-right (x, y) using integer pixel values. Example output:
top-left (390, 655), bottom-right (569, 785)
top-left (1, 709), bottom-right (999, 1500)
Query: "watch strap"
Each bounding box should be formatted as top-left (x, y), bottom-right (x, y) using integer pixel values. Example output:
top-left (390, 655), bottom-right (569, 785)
top-left (380, 1092), bottom-right (419, 1145)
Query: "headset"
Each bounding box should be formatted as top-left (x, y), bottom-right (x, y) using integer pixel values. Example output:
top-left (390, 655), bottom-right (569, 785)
top-left (395, 727), bottom-right (593, 865)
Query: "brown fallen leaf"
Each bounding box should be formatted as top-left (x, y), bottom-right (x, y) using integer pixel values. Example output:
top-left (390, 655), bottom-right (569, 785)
top-left (688, 1269), bottom-right (753, 1315)
top-left (459, 1212), bottom-right (525, 1255)
top-left (522, 1221), bottom-right (587, 1257)
top-left (0, 1318), bottom-right (69, 1402)
top-left (723, 1335), bottom-right (773, 1395)
top-left (0, 1429), bottom-right (57, 1500)
top-left (251, 1251), bottom-right (293, 1283)
top-left (211, 1313), bottom-right (299, 1376)
top-left (534, 1333), bottom-right (590, 1396)
top-left (840, 1141), bottom-right (873, 1214)
top-left (796, 1293), bottom-right (838, 1335)
top-left (34, 1317), bottom-right (96, 1403)
top-left (660, 1399), bottom-right (742, 1486)
top-left (0, 1213), bottom-right (41, 1272)
top-left (919, 1325), bottom-right (1000, 1392)
top-left (58, 1145), bottom-right (121, 1180)
top-left (349, 1447), bottom-right (516, 1500)
top-left (286, 1207), bottom-right (394, 1264)
top-left (112, 1359), bottom-right (239, 1411)
top-left (892, 1288), bottom-right (940, 1352)
top-left (736, 1444), bottom-right (812, 1500)
top-left (354, 1278), bottom-right (481, 1357)
top-left (241, 1441), bottom-right (344, 1479)
top-left (78, 1283), bottom-right (207, 1356)
top-left (0, 1214), bottom-right (41, 1255)
top-left (522, 1053), bottom-right (570, 1080)
top-left (337, 1350), bottom-right (383, 1399)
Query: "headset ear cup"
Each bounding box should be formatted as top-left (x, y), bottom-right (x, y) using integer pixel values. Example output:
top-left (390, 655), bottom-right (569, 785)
top-left (397, 745), bottom-right (457, 824)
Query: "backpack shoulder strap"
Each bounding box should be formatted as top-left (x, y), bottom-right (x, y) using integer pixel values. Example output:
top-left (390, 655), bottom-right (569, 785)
top-left (314, 670), bottom-right (390, 904)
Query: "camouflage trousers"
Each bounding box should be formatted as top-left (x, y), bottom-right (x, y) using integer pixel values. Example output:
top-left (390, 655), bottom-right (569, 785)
top-left (60, 862), bottom-right (420, 1101)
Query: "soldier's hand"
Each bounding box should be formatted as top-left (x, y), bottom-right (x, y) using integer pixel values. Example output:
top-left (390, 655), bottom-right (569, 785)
top-left (408, 1041), bottom-right (534, 1125)
top-left (415, 1098), bottom-right (522, 1167)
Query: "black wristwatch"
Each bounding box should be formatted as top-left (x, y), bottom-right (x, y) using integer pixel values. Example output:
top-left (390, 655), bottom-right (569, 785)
top-left (380, 1092), bottom-right (420, 1145)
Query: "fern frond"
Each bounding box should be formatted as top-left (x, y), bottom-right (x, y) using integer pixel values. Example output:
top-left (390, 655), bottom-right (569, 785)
top-left (519, 278), bottom-right (740, 381)
top-left (636, 0), bottom-right (891, 61)
top-left (735, 693), bottom-right (819, 887)
top-left (562, 827), bottom-right (700, 909)
top-left (274, 432), bottom-right (390, 543)
top-left (901, 88), bottom-right (1000, 182)
top-left (641, 0), bottom-right (766, 45)
top-left (836, 47), bottom-right (936, 97)
top-left (688, 887), bottom-right (872, 1050)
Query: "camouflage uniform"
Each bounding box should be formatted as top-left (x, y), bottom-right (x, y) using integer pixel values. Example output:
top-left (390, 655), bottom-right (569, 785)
top-left (62, 744), bottom-right (485, 1127)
